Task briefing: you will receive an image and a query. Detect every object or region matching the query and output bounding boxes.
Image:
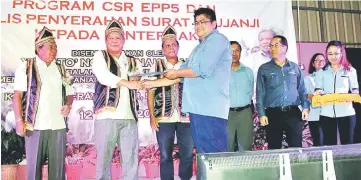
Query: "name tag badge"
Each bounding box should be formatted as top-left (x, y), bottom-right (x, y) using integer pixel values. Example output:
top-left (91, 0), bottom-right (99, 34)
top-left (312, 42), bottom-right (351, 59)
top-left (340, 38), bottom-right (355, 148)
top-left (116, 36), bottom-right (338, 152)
top-left (289, 71), bottom-right (297, 75)
top-left (341, 71), bottom-right (350, 77)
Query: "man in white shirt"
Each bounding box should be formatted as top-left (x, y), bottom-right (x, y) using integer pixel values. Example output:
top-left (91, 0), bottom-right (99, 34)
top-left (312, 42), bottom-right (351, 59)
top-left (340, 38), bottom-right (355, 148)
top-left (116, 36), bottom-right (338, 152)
top-left (146, 25), bottom-right (194, 180)
top-left (13, 26), bottom-right (74, 180)
top-left (243, 28), bottom-right (277, 103)
top-left (243, 28), bottom-right (276, 73)
top-left (92, 20), bottom-right (142, 180)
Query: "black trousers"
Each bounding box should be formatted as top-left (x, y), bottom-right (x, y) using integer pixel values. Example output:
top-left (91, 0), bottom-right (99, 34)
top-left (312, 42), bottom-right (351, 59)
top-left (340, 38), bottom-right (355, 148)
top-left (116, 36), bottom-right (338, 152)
top-left (319, 116), bottom-right (354, 145)
top-left (308, 121), bottom-right (323, 146)
top-left (354, 103), bottom-right (361, 143)
top-left (265, 107), bottom-right (304, 149)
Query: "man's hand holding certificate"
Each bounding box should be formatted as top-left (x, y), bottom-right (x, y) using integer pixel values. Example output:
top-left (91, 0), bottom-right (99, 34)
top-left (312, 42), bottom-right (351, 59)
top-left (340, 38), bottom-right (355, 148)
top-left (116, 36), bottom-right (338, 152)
top-left (130, 71), bottom-right (167, 90)
top-left (163, 69), bottom-right (178, 80)
top-left (140, 69), bottom-right (182, 90)
top-left (130, 71), bottom-right (166, 77)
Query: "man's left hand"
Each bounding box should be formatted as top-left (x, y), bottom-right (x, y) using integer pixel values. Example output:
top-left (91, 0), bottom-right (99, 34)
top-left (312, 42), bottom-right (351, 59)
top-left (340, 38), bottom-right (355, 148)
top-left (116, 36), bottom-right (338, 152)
top-left (302, 109), bottom-right (309, 120)
top-left (61, 105), bottom-right (71, 117)
top-left (164, 69), bottom-right (178, 80)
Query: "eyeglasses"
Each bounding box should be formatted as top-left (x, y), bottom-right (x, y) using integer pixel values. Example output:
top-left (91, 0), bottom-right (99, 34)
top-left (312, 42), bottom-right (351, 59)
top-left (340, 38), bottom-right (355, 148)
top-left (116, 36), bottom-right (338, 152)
top-left (327, 53), bottom-right (341, 56)
top-left (232, 50), bottom-right (241, 54)
top-left (314, 59), bottom-right (326, 63)
top-left (268, 43), bottom-right (284, 48)
top-left (192, 20), bottom-right (212, 26)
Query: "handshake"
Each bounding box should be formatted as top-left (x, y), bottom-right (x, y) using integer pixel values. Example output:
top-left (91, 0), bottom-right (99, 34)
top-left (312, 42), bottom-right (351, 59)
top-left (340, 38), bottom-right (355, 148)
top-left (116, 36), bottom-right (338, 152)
top-left (126, 69), bottom-right (179, 90)
top-left (126, 78), bottom-right (158, 90)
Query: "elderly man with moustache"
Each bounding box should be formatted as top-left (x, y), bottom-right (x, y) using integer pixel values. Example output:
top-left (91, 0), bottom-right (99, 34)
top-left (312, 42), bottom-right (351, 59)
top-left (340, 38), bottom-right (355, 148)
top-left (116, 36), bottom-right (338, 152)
top-left (13, 26), bottom-right (74, 180)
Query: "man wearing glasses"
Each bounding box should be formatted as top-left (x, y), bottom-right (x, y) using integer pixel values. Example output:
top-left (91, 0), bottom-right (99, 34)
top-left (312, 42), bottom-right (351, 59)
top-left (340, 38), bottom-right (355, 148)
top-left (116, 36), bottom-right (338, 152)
top-left (144, 7), bottom-right (232, 153)
top-left (256, 35), bottom-right (309, 149)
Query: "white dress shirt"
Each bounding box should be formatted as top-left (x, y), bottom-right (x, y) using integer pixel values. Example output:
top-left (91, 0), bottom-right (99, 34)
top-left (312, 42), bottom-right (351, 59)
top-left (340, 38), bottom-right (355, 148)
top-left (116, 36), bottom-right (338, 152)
top-left (91, 51), bottom-right (134, 120)
top-left (14, 57), bottom-right (74, 130)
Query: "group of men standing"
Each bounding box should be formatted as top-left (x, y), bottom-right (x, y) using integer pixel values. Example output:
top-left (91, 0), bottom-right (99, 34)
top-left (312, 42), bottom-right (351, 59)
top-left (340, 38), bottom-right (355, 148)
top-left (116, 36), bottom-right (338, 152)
top-left (13, 6), bottom-right (311, 180)
top-left (228, 32), bottom-right (309, 151)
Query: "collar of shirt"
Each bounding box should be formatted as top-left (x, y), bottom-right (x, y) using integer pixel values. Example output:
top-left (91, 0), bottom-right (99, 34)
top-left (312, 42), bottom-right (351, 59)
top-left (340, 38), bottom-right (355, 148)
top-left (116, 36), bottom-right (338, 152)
top-left (270, 58), bottom-right (291, 67)
top-left (165, 59), bottom-right (183, 70)
top-left (232, 63), bottom-right (246, 72)
top-left (324, 64), bottom-right (346, 73)
top-left (199, 29), bottom-right (218, 43)
top-left (112, 52), bottom-right (128, 69)
top-left (36, 56), bottom-right (57, 68)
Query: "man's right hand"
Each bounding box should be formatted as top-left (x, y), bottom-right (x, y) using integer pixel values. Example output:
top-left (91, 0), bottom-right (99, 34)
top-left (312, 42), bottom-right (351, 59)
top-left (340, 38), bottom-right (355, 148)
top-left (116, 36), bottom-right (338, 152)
top-left (164, 69), bottom-right (178, 80)
top-left (126, 81), bottom-right (143, 90)
top-left (260, 116), bottom-right (268, 126)
top-left (16, 120), bottom-right (26, 137)
top-left (150, 116), bottom-right (159, 131)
